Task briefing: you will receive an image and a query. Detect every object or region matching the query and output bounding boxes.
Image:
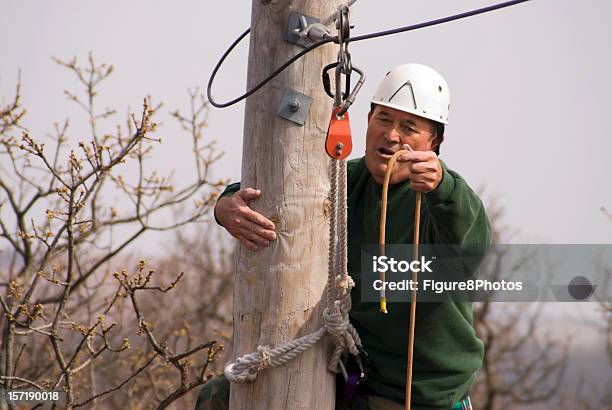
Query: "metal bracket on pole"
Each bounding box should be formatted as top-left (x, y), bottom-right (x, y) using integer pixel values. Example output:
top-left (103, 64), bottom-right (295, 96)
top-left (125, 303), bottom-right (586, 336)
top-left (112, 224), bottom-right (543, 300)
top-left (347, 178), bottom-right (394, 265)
top-left (277, 88), bottom-right (312, 126)
top-left (286, 11), bottom-right (324, 47)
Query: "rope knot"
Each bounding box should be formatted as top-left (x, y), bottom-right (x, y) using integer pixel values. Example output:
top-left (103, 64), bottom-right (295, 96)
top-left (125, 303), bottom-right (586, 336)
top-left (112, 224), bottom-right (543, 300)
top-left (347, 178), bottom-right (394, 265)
top-left (335, 274), bottom-right (355, 291)
top-left (257, 345), bottom-right (271, 370)
top-left (323, 305), bottom-right (349, 341)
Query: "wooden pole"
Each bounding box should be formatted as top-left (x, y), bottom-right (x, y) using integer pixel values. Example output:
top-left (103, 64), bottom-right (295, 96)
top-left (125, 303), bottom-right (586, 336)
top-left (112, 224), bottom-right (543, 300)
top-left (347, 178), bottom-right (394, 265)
top-left (229, 1), bottom-right (342, 409)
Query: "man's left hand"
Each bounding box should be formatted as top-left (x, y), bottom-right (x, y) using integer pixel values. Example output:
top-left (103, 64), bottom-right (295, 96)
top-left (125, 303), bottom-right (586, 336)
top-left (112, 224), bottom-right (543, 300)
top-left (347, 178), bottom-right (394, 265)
top-left (397, 146), bottom-right (443, 193)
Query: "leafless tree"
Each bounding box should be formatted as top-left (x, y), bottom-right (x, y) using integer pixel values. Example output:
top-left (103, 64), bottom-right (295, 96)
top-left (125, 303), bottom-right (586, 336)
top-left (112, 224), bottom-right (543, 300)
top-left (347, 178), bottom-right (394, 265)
top-left (0, 54), bottom-right (229, 409)
top-left (470, 198), bottom-right (570, 410)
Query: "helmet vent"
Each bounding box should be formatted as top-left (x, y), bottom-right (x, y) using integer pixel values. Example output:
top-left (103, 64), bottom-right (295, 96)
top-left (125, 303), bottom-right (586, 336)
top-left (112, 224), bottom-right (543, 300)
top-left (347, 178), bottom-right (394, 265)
top-left (387, 81), bottom-right (417, 110)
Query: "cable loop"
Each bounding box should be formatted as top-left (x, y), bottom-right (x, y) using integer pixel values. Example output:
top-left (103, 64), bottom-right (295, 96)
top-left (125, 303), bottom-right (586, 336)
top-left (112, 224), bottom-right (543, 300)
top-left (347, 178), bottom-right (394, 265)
top-left (207, 0), bottom-right (531, 109)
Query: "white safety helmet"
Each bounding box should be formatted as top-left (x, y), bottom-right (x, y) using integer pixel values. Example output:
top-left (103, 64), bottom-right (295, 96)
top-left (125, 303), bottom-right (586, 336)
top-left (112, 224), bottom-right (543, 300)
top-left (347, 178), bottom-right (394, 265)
top-left (371, 63), bottom-right (450, 125)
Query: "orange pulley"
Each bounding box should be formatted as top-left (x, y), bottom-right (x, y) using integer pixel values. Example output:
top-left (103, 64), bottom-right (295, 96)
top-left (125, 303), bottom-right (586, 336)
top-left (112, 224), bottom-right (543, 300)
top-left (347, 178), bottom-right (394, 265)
top-left (325, 107), bottom-right (353, 160)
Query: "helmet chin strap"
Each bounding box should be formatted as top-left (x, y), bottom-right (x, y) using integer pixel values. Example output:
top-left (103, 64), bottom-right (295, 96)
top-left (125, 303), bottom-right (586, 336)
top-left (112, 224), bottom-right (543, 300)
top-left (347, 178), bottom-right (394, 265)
top-left (378, 143), bottom-right (420, 410)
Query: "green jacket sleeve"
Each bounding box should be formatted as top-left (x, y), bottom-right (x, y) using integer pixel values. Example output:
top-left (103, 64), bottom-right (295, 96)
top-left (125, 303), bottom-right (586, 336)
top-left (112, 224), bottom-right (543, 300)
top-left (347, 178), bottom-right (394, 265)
top-left (424, 164), bottom-right (491, 246)
top-left (214, 182), bottom-right (241, 226)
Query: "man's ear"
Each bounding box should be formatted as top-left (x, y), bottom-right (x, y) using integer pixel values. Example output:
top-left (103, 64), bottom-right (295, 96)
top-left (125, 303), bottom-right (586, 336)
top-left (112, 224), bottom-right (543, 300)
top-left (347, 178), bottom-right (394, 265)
top-left (367, 110), bottom-right (372, 123)
top-left (429, 126), bottom-right (441, 153)
top-left (430, 135), bottom-right (441, 152)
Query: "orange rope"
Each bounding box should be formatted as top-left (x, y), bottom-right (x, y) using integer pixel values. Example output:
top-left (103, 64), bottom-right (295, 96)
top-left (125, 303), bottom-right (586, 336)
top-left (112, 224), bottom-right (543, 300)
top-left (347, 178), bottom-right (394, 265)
top-left (378, 149), bottom-right (421, 410)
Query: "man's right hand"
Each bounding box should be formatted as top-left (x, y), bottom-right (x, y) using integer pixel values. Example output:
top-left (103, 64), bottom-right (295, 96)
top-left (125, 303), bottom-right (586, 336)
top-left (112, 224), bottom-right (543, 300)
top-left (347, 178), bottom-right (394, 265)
top-left (214, 188), bottom-right (277, 252)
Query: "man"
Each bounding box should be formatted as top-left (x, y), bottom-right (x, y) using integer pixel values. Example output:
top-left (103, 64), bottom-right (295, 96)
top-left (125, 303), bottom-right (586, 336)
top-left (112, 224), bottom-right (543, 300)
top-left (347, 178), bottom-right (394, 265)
top-left (196, 64), bottom-right (490, 410)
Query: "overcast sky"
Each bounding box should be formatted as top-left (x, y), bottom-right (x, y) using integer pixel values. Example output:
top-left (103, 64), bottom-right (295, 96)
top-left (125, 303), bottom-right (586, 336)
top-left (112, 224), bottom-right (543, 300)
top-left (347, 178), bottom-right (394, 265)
top-left (2, 0), bottom-right (611, 247)
top-left (2, 0), bottom-right (611, 398)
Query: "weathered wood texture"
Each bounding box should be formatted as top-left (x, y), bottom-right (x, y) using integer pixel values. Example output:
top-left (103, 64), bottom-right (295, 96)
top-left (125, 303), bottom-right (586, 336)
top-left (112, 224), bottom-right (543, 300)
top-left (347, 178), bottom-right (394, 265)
top-left (229, 1), bottom-right (343, 409)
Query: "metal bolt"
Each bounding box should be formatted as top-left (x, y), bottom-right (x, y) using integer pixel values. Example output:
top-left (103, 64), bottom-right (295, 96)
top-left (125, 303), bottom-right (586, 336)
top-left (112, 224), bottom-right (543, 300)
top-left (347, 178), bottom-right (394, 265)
top-left (335, 143), bottom-right (344, 156)
top-left (289, 99), bottom-right (301, 113)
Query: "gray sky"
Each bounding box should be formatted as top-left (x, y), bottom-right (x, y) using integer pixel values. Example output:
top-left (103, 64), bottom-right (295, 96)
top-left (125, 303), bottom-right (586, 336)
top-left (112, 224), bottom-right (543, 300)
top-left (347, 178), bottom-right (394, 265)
top-left (2, 0), bottom-right (611, 246)
top-left (2, 0), bottom-right (611, 399)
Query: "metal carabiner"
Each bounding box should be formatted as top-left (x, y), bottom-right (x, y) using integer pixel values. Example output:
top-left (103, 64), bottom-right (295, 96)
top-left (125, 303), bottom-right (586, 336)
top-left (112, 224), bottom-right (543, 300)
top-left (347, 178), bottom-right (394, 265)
top-left (322, 3), bottom-right (364, 114)
top-left (337, 65), bottom-right (365, 117)
top-left (322, 62), bottom-right (350, 104)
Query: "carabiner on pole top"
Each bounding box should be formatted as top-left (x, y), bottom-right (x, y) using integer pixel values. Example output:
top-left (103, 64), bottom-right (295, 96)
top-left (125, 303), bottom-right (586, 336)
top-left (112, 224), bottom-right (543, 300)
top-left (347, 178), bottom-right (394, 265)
top-left (322, 3), bottom-right (366, 115)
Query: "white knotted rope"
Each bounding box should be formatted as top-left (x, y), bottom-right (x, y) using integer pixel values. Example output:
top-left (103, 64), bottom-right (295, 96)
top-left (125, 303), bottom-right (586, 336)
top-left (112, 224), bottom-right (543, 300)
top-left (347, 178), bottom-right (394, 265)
top-left (224, 159), bottom-right (363, 383)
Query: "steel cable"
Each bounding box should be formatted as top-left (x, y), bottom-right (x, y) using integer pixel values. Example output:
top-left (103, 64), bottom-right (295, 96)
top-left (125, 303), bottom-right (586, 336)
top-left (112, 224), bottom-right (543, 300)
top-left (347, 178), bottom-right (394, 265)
top-left (207, 0), bottom-right (532, 108)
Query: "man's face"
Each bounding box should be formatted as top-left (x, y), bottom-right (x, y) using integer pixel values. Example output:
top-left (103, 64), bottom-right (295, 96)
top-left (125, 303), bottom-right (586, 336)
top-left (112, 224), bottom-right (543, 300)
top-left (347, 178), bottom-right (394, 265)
top-left (365, 105), bottom-right (438, 185)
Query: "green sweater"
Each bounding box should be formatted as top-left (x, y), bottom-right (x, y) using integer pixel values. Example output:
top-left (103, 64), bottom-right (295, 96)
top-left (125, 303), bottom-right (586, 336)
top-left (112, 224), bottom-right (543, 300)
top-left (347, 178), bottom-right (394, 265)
top-left (218, 157), bottom-right (490, 409)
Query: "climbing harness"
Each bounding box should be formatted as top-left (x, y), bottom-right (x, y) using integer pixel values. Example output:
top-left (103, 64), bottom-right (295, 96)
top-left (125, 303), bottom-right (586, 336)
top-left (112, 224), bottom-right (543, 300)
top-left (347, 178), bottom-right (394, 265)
top-left (224, 4), bottom-right (366, 387)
